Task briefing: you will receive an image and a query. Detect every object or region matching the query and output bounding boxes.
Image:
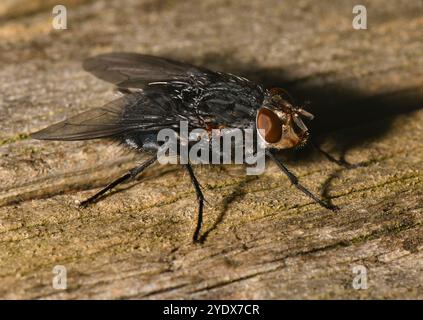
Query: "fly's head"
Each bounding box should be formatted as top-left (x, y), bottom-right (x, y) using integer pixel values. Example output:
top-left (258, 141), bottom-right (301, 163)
top-left (256, 88), bottom-right (314, 150)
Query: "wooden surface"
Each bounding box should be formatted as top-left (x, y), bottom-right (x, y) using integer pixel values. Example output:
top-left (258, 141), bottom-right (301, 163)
top-left (0, 0), bottom-right (422, 299)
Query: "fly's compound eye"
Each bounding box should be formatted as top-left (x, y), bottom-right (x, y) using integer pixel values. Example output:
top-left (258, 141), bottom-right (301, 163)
top-left (256, 107), bottom-right (283, 143)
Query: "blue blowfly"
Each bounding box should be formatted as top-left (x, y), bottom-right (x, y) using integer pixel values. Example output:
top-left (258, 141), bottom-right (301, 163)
top-left (32, 53), bottom-right (339, 242)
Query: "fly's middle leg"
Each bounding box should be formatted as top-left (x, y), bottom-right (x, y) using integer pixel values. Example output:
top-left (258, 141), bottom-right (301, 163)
top-left (184, 163), bottom-right (205, 243)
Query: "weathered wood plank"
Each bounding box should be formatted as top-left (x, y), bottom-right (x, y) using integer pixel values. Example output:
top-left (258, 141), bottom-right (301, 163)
top-left (0, 0), bottom-right (422, 299)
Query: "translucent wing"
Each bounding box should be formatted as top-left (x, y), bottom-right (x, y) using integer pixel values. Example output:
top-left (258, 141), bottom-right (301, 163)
top-left (32, 53), bottom-right (266, 142)
top-left (31, 95), bottom-right (133, 140)
top-left (83, 52), bottom-right (210, 89)
top-left (31, 91), bottom-right (182, 141)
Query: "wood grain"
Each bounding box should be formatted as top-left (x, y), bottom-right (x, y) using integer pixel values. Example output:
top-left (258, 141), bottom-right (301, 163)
top-left (0, 0), bottom-right (422, 299)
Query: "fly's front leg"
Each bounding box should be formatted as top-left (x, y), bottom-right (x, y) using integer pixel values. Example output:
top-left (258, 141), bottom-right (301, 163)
top-left (80, 155), bottom-right (157, 207)
top-left (184, 163), bottom-right (205, 243)
top-left (266, 150), bottom-right (339, 211)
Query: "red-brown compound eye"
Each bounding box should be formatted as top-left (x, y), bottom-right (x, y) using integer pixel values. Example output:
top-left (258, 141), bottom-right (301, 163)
top-left (256, 108), bottom-right (283, 143)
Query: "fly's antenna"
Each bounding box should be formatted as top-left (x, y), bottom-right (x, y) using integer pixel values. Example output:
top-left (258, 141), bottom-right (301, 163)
top-left (296, 108), bottom-right (314, 120)
top-left (295, 100), bottom-right (314, 120)
top-left (292, 113), bottom-right (309, 132)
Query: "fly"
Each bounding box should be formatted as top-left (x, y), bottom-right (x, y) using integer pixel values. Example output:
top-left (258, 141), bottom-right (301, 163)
top-left (31, 53), bottom-right (340, 243)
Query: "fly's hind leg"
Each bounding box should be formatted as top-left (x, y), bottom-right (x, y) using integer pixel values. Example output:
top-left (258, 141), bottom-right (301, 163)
top-left (79, 155), bottom-right (157, 207)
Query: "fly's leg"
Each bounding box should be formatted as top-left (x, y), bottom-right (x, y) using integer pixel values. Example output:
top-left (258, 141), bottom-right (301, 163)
top-left (184, 163), bottom-right (205, 243)
top-left (79, 155), bottom-right (157, 207)
top-left (311, 141), bottom-right (356, 169)
top-left (266, 150), bottom-right (339, 211)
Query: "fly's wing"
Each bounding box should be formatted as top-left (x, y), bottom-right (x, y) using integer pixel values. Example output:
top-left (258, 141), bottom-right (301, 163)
top-left (33, 53), bottom-right (265, 142)
top-left (31, 95), bottom-right (137, 140)
top-left (31, 90), bottom-right (182, 141)
top-left (83, 52), bottom-right (211, 90)
top-left (83, 52), bottom-right (265, 128)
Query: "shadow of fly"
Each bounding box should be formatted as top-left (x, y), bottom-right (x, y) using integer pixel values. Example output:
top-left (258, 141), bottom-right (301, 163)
top-left (32, 53), bottom-right (340, 243)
